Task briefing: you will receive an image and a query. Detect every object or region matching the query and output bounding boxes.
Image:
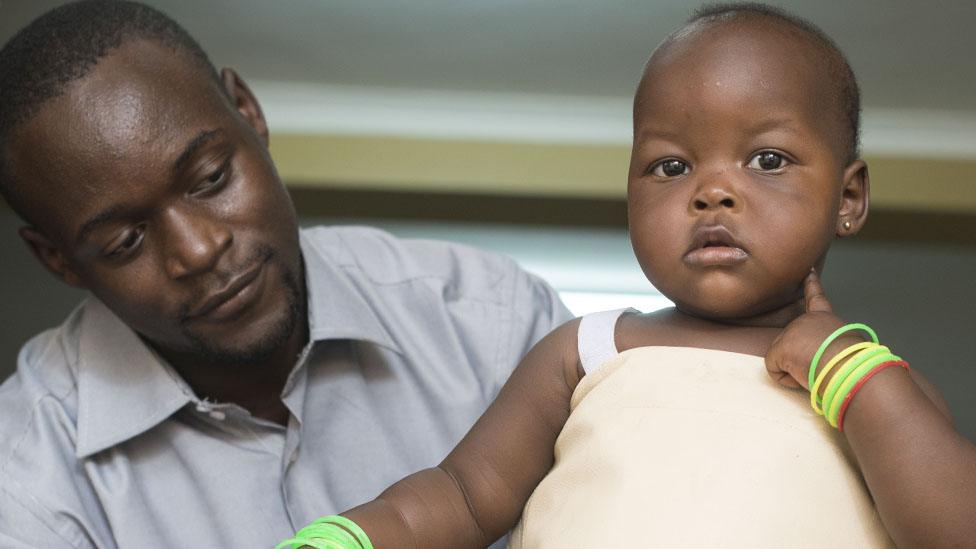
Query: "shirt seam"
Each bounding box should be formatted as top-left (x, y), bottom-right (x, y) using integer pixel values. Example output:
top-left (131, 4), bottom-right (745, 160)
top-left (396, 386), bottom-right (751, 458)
top-left (332, 229), bottom-right (508, 305)
top-left (335, 263), bottom-right (508, 306)
top-left (497, 268), bottom-right (522, 393)
top-left (0, 400), bottom-right (86, 548)
top-left (1, 480), bottom-right (84, 547)
top-left (0, 384), bottom-right (73, 478)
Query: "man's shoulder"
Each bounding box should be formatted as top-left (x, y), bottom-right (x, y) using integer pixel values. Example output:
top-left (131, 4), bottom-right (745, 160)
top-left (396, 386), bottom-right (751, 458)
top-left (301, 225), bottom-right (523, 299)
top-left (0, 302), bottom-right (86, 454)
top-left (0, 304), bottom-right (100, 547)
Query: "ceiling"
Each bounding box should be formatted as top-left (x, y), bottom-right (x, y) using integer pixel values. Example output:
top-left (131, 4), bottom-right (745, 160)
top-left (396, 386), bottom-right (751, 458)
top-left (2, 0), bottom-right (975, 156)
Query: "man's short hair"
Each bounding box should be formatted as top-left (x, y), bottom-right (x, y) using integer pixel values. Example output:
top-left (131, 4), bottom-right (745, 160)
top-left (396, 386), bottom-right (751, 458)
top-left (684, 2), bottom-right (862, 163)
top-left (0, 0), bottom-right (221, 223)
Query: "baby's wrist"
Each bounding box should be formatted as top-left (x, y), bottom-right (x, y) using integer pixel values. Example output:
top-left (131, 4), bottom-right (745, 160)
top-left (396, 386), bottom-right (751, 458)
top-left (806, 323), bottom-right (909, 430)
top-left (812, 333), bottom-right (870, 397)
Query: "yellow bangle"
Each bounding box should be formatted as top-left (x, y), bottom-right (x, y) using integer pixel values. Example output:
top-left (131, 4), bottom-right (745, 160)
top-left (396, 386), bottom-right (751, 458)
top-left (810, 341), bottom-right (876, 415)
top-left (827, 352), bottom-right (901, 427)
top-left (821, 345), bottom-right (890, 418)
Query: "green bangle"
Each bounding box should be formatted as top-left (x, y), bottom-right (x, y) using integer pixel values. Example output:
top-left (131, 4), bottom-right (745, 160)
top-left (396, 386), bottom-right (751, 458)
top-left (827, 352), bottom-right (901, 427)
top-left (276, 515), bottom-right (372, 549)
top-left (317, 516), bottom-right (373, 549)
top-left (276, 532), bottom-right (354, 549)
top-left (276, 526), bottom-right (358, 549)
top-left (811, 341), bottom-right (875, 414)
top-left (808, 323), bottom-right (879, 389)
top-left (821, 345), bottom-right (888, 417)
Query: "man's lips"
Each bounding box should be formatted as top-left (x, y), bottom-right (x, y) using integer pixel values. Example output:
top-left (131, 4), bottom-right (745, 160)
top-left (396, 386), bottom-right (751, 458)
top-left (683, 225), bottom-right (749, 267)
top-left (186, 260), bottom-right (266, 321)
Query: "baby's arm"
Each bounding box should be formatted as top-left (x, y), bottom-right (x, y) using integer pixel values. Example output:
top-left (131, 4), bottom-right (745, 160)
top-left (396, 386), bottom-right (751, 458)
top-left (342, 318), bottom-right (584, 548)
top-left (766, 272), bottom-right (976, 548)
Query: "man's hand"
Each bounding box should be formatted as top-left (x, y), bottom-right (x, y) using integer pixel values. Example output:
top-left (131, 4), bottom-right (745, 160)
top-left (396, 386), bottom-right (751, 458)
top-left (765, 270), bottom-right (865, 392)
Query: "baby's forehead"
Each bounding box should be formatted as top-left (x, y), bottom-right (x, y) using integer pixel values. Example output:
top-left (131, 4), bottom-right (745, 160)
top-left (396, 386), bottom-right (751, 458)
top-left (644, 31), bottom-right (827, 109)
top-left (650, 16), bottom-right (832, 81)
top-left (647, 19), bottom-right (843, 113)
top-left (633, 16), bottom-right (853, 161)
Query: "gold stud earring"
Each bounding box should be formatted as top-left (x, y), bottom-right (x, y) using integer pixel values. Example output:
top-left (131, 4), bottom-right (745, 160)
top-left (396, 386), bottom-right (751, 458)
top-left (842, 220), bottom-right (852, 231)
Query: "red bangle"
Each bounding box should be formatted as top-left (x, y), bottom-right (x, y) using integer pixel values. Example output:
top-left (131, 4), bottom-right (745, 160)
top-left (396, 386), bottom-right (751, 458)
top-left (837, 360), bottom-right (910, 432)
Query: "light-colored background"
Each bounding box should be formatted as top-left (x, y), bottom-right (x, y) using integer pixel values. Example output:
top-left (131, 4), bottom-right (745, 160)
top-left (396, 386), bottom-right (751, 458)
top-left (1, 1), bottom-right (974, 441)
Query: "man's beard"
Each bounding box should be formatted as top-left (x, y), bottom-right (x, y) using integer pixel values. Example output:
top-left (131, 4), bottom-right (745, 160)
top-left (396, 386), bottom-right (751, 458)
top-left (180, 251), bottom-right (306, 367)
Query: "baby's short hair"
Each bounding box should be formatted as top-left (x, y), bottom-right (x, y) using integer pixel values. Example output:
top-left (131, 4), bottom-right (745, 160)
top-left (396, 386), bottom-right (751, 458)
top-left (0, 0), bottom-right (220, 221)
top-left (682, 3), bottom-right (861, 163)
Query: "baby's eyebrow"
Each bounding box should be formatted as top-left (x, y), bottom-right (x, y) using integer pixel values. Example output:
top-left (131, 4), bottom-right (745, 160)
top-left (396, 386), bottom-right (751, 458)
top-left (743, 117), bottom-right (802, 136)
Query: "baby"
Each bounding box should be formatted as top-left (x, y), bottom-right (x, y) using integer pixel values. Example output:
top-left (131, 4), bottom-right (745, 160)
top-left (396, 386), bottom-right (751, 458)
top-left (282, 4), bottom-right (973, 548)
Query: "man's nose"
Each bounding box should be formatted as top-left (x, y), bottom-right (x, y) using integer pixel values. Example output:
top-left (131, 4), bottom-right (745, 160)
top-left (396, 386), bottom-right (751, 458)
top-left (162, 207), bottom-right (232, 278)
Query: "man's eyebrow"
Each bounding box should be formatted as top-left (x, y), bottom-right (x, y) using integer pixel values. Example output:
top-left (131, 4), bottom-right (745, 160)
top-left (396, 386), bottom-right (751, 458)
top-left (76, 205), bottom-right (124, 245)
top-left (174, 129), bottom-right (221, 173)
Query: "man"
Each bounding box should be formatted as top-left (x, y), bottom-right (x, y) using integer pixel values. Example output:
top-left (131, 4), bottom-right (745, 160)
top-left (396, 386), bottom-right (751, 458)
top-left (0, 1), bottom-right (571, 547)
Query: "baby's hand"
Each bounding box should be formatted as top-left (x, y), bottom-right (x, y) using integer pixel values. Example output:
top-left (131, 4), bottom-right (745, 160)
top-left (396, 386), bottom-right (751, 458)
top-left (765, 270), bottom-right (866, 392)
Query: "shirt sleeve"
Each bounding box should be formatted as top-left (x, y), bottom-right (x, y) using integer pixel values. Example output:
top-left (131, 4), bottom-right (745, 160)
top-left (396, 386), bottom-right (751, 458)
top-left (498, 266), bottom-right (575, 388)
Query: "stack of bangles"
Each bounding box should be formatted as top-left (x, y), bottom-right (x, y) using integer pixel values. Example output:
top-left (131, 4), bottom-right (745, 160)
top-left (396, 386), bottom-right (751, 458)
top-left (276, 515), bottom-right (373, 549)
top-left (808, 323), bottom-right (910, 431)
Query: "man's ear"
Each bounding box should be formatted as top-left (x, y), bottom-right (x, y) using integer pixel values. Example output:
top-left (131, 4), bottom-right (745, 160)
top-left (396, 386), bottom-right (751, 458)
top-left (220, 68), bottom-right (269, 146)
top-left (19, 226), bottom-right (86, 288)
top-left (836, 159), bottom-right (870, 237)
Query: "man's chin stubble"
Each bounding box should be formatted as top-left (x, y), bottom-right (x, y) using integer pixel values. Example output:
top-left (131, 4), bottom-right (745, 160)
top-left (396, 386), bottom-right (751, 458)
top-left (181, 259), bottom-right (305, 367)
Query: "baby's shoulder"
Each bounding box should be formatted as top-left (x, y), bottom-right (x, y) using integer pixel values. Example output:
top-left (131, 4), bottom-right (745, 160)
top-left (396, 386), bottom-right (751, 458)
top-left (614, 308), bottom-right (684, 353)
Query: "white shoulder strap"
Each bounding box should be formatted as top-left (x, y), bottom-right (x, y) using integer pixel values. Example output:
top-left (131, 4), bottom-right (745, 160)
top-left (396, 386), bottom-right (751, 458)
top-left (577, 308), bottom-right (634, 375)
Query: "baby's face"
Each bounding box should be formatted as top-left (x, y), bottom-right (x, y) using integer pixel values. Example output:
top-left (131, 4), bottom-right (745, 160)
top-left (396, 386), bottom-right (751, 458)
top-left (628, 21), bottom-right (853, 324)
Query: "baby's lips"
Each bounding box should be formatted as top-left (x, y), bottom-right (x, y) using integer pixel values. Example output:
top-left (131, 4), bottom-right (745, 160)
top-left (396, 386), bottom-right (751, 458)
top-left (687, 224), bottom-right (747, 253)
top-left (683, 245), bottom-right (749, 267)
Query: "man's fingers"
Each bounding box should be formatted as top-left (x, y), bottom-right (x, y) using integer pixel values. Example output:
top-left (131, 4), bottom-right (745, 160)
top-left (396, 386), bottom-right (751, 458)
top-left (804, 269), bottom-right (833, 313)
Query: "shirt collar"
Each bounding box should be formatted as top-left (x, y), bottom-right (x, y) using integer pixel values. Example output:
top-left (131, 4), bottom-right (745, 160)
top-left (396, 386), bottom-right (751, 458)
top-left (75, 231), bottom-right (401, 458)
top-left (299, 229), bottom-right (402, 353)
top-left (75, 299), bottom-right (192, 458)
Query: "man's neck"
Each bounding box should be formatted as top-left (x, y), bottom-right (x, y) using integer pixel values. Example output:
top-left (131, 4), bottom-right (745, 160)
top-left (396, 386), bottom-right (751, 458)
top-left (154, 319), bottom-right (310, 426)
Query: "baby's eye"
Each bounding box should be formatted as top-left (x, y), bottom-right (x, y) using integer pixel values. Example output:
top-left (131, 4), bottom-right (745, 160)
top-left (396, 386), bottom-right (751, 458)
top-left (650, 159), bottom-right (690, 177)
top-left (747, 151), bottom-right (788, 171)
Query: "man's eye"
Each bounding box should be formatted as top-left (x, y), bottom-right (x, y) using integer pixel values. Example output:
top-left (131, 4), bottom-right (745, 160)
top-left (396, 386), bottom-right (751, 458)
top-left (106, 226), bottom-right (145, 259)
top-left (748, 151), bottom-right (789, 171)
top-left (650, 159), bottom-right (690, 177)
top-left (193, 162), bottom-right (229, 194)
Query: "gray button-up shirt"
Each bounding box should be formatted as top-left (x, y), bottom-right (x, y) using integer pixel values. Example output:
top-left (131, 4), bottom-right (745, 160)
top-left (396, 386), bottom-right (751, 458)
top-left (0, 226), bottom-right (571, 548)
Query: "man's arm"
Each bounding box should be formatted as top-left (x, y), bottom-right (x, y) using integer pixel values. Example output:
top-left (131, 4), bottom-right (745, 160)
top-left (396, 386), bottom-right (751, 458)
top-left (344, 318), bottom-right (582, 548)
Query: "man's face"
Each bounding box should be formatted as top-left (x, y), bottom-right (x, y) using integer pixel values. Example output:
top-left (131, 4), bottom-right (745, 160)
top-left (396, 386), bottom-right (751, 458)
top-left (6, 39), bottom-right (304, 363)
top-left (627, 21), bottom-right (856, 323)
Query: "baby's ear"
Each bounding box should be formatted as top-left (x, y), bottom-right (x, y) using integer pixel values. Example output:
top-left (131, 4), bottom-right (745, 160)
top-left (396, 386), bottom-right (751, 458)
top-left (836, 159), bottom-right (869, 237)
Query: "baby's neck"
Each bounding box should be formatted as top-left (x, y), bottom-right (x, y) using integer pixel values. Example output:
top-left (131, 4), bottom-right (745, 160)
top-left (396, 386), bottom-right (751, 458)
top-left (619, 304), bottom-right (801, 359)
top-left (686, 298), bottom-right (807, 329)
top-left (701, 300), bottom-right (804, 329)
